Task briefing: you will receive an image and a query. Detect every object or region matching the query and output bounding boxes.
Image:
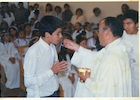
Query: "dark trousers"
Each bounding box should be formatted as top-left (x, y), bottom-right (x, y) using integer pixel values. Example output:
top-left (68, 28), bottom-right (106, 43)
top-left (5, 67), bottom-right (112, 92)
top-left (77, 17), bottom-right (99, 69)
top-left (41, 89), bottom-right (60, 97)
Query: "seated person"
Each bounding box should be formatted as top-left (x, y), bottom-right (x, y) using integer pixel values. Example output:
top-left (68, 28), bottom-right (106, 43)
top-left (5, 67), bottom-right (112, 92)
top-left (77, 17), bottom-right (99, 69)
top-left (14, 29), bottom-right (29, 47)
top-left (0, 30), bottom-right (20, 89)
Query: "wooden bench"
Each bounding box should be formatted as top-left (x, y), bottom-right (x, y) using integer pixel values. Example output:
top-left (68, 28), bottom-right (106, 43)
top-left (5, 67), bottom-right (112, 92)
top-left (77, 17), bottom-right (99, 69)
top-left (59, 84), bottom-right (64, 97)
top-left (0, 64), bottom-right (6, 85)
top-left (17, 46), bottom-right (28, 91)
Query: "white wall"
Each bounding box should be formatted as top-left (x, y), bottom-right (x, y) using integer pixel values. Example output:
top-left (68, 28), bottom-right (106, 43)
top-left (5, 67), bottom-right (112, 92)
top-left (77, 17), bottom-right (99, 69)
top-left (9, 2), bottom-right (29, 9)
top-left (29, 2), bottom-right (138, 21)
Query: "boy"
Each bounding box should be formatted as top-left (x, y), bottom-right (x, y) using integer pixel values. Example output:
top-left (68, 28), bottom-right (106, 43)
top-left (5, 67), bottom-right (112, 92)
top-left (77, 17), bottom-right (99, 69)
top-left (23, 16), bottom-right (68, 97)
top-left (122, 9), bottom-right (139, 97)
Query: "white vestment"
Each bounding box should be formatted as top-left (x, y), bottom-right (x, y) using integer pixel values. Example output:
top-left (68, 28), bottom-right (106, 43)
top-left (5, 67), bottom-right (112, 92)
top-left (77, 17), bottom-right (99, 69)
top-left (0, 42), bottom-right (20, 89)
top-left (71, 38), bottom-right (132, 97)
top-left (122, 31), bottom-right (139, 97)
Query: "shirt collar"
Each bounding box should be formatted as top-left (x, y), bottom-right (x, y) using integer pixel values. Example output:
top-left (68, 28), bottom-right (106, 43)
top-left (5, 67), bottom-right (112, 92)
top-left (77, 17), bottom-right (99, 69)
top-left (124, 30), bottom-right (139, 36)
top-left (105, 38), bottom-right (122, 50)
top-left (38, 37), bottom-right (50, 50)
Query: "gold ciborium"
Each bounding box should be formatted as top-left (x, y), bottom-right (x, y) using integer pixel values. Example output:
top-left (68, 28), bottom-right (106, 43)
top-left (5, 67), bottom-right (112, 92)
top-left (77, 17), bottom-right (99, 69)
top-left (78, 68), bottom-right (91, 82)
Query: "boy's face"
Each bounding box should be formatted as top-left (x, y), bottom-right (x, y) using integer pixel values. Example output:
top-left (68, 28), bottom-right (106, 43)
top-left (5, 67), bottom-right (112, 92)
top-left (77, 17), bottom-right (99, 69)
top-left (85, 24), bottom-right (91, 31)
top-left (123, 18), bottom-right (138, 34)
top-left (74, 23), bottom-right (81, 30)
top-left (94, 12), bottom-right (100, 17)
top-left (80, 40), bottom-right (87, 48)
top-left (25, 25), bottom-right (31, 32)
top-left (19, 31), bottom-right (25, 39)
top-left (3, 34), bottom-right (10, 41)
top-left (9, 28), bottom-right (16, 35)
top-left (49, 28), bottom-right (63, 45)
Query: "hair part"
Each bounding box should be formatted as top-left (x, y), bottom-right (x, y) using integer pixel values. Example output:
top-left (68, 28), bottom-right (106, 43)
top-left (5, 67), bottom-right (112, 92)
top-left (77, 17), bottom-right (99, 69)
top-left (39, 16), bottom-right (62, 37)
top-left (103, 17), bottom-right (124, 37)
top-left (122, 9), bottom-right (138, 24)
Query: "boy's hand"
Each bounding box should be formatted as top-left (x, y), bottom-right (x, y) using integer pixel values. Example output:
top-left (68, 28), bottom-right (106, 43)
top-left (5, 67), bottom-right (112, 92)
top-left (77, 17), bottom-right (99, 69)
top-left (51, 61), bottom-right (68, 74)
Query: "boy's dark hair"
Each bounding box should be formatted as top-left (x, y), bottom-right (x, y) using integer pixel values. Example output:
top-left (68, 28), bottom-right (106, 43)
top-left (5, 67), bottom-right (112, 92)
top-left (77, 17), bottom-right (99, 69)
top-left (62, 32), bottom-right (73, 40)
top-left (93, 7), bottom-right (101, 13)
top-left (122, 9), bottom-right (138, 24)
top-left (84, 22), bottom-right (90, 28)
top-left (9, 26), bottom-right (18, 38)
top-left (103, 17), bottom-right (124, 37)
top-left (54, 6), bottom-right (62, 12)
top-left (76, 31), bottom-right (87, 44)
top-left (39, 16), bottom-right (62, 37)
top-left (1, 30), bottom-right (10, 43)
top-left (76, 8), bottom-right (83, 15)
top-left (46, 3), bottom-right (53, 11)
top-left (64, 4), bottom-right (70, 8)
top-left (76, 36), bottom-right (87, 44)
top-left (34, 3), bottom-right (39, 7)
top-left (32, 29), bottom-right (40, 37)
top-left (122, 4), bottom-right (129, 10)
top-left (18, 2), bottom-right (23, 6)
top-left (34, 9), bottom-right (40, 15)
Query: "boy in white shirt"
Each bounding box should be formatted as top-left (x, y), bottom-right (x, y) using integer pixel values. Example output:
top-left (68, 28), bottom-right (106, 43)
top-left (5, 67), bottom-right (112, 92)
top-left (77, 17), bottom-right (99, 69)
top-left (23, 16), bottom-right (68, 97)
top-left (122, 9), bottom-right (139, 97)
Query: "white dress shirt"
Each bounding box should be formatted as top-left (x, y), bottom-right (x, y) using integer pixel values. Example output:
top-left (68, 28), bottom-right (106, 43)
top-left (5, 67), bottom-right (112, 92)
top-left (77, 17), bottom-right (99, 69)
top-left (71, 38), bottom-right (132, 97)
top-left (89, 15), bottom-right (103, 25)
top-left (71, 15), bottom-right (86, 25)
top-left (14, 38), bottom-right (29, 47)
top-left (24, 37), bottom-right (59, 97)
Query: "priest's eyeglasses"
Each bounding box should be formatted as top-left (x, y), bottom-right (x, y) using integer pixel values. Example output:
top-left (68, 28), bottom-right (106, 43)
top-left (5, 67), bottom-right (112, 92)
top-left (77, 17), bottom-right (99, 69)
top-left (97, 26), bottom-right (108, 33)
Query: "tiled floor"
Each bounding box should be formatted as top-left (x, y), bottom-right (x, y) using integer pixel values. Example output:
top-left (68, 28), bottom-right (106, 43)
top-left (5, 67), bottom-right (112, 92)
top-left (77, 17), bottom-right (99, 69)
top-left (0, 83), bottom-right (26, 97)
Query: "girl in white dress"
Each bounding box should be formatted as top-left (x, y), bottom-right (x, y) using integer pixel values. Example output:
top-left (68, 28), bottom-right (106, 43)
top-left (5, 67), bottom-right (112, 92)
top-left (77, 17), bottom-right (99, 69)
top-left (58, 32), bottom-right (78, 97)
top-left (14, 29), bottom-right (29, 47)
top-left (0, 31), bottom-right (20, 89)
top-left (71, 8), bottom-right (86, 26)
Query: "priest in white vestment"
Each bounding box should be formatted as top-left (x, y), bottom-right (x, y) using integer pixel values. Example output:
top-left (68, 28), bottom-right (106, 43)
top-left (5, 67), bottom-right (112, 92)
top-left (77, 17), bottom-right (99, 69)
top-left (63, 17), bottom-right (132, 97)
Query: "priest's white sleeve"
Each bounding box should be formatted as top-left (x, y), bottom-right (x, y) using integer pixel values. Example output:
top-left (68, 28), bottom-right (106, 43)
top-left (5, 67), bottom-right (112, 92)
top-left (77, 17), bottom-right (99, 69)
top-left (71, 46), bottom-right (97, 68)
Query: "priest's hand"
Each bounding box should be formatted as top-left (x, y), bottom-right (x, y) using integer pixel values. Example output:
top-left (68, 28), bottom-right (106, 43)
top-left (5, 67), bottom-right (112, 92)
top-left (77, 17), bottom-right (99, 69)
top-left (78, 71), bottom-right (90, 82)
top-left (9, 57), bottom-right (16, 64)
top-left (63, 39), bottom-right (80, 52)
top-left (51, 61), bottom-right (68, 74)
